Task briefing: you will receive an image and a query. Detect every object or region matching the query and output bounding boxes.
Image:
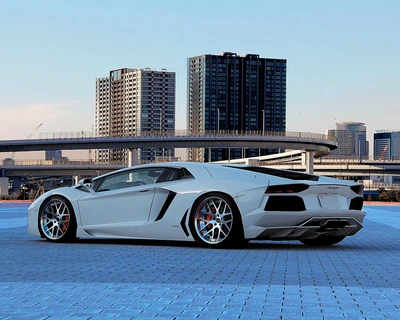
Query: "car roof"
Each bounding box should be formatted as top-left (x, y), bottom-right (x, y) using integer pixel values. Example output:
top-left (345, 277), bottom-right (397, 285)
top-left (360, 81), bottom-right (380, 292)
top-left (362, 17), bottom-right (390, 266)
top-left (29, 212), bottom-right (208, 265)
top-left (93, 161), bottom-right (321, 182)
top-left (93, 162), bottom-right (209, 181)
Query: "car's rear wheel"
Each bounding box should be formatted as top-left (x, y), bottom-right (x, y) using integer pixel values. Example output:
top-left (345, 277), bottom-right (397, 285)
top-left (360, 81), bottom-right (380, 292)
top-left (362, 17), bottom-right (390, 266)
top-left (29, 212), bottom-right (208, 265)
top-left (38, 196), bottom-right (77, 242)
top-left (300, 236), bottom-right (346, 246)
top-left (189, 193), bottom-right (244, 248)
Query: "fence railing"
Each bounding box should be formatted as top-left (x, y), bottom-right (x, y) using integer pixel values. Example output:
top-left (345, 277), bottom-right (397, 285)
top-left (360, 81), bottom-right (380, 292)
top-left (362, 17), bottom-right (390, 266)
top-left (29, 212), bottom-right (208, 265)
top-left (3, 159), bottom-right (126, 166)
top-left (363, 183), bottom-right (400, 189)
top-left (38, 130), bottom-right (336, 141)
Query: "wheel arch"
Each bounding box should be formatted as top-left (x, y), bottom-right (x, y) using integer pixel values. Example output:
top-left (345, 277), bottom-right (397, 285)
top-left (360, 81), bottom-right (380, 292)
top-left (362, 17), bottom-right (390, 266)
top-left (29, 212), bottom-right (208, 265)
top-left (191, 191), bottom-right (241, 215)
top-left (39, 194), bottom-right (75, 216)
top-left (188, 190), bottom-right (245, 245)
top-left (38, 194), bottom-right (78, 239)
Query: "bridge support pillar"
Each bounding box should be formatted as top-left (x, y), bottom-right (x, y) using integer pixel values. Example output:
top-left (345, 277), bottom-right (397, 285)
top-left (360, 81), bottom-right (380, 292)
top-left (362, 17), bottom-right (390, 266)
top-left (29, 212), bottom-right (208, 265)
top-left (305, 151), bottom-right (315, 174)
top-left (128, 149), bottom-right (138, 167)
top-left (73, 176), bottom-right (80, 185)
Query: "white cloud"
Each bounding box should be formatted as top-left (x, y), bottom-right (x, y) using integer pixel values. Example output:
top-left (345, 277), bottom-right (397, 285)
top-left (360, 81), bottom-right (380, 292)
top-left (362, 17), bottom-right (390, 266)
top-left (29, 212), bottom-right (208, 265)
top-left (0, 100), bottom-right (92, 140)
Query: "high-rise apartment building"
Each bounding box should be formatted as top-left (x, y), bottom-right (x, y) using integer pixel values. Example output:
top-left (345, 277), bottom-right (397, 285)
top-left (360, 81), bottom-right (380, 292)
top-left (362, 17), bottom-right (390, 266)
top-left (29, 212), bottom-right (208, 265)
top-left (187, 52), bottom-right (286, 162)
top-left (327, 122), bottom-right (368, 159)
top-left (374, 131), bottom-right (400, 160)
top-left (95, 68), bottom-right (175, 164)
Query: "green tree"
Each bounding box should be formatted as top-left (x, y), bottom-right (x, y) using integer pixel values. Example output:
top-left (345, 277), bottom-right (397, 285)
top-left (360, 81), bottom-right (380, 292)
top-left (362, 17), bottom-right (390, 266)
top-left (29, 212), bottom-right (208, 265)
top-left (396, 190), bottom-right (400, 202)
top-left (377, 187), bottom-right (390, 201)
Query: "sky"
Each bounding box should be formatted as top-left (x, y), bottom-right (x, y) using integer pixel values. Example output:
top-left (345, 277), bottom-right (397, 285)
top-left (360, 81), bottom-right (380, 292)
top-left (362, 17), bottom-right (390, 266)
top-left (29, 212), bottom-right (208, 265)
top-left (0, 0), bottom-right (399, 159)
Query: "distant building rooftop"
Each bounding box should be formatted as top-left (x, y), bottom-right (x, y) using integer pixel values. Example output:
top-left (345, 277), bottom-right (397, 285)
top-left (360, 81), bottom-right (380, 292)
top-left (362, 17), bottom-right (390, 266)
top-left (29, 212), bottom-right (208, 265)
top-left (337, 122), bottom-right (366, 126)
top-left (375, 130), bottom-right (400, 134)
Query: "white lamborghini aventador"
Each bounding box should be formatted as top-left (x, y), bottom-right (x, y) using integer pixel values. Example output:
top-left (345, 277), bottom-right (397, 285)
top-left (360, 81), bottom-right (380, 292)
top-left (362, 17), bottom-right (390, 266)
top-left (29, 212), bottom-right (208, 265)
top-left (27, 162), bottom-right (366, 248)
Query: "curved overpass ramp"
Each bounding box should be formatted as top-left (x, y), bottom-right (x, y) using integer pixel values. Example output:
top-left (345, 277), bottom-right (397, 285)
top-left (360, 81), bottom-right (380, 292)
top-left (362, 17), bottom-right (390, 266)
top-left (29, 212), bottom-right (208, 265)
top-left (0, 131), bottom-right (337, 153)
top-left (0, 131), bottom-right (337, 173)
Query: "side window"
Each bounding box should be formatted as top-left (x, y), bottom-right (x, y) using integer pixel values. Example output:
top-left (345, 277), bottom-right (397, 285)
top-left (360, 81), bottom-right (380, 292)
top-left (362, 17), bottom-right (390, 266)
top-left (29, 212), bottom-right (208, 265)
top-left (156, 168), bottom-right (182, 183)
top-left (135, 168), bottom-right (166, 184)
top-left (156, 168), bottom-right (195, 183)
top-left (96, 168), bottom-right (166, 192)
top-left (97, 172), bottom-right (132, 191)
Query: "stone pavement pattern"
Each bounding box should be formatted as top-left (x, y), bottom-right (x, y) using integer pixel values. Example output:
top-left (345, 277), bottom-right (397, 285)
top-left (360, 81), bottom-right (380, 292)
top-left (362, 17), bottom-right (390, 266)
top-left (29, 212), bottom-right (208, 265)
top-left (0, 203), bottom-right (399, 319)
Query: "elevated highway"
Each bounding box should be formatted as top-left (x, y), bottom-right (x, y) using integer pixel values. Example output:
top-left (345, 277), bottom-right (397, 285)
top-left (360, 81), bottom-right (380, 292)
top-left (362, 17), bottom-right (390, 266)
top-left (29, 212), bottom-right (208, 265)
top-left (0, 130), bottom-right (337, 172)
top-left (215, 150), bottom-right (400, 188)
top-left (0, 130), bottom-right (336, 153)
top-left (268, 161), bottom-right (400, 176)
top-left (2, 159), bottom-right (400, 190)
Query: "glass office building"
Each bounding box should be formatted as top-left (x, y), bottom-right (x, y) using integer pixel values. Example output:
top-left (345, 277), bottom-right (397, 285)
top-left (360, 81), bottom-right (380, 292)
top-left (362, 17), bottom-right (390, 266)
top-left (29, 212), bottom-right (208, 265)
top-left (374, 131), bottom-right (400, 160)
top-left (187, 52), bottom-right (286, 162)
top-left (327, 122), bottom-right (369, 159)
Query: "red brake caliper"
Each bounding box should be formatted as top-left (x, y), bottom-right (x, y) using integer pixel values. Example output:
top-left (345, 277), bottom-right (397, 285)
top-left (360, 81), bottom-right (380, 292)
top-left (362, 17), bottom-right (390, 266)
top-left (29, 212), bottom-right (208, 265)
top-left (206, 202), bottom-right (215, 231)
top-left (62, 216), bottom-right (70, 232)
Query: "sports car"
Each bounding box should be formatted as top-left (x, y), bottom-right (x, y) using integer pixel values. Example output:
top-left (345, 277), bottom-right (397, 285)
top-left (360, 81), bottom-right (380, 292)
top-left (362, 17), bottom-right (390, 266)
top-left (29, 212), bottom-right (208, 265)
top-left (27, 162), bottom-right (366, 248)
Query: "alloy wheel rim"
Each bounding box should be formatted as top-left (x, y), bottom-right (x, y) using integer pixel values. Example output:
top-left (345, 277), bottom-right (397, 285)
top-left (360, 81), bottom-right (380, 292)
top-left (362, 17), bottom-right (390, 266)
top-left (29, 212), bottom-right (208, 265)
top-left (194, 197), bottom-right (233, 244)
top-left (40, 199), bottom-right (71, 240)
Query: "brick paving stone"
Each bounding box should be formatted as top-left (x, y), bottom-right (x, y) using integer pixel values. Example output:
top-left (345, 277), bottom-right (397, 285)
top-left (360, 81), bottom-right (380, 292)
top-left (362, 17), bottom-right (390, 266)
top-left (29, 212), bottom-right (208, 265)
top-left (1, 204), bottom-right (400, 319)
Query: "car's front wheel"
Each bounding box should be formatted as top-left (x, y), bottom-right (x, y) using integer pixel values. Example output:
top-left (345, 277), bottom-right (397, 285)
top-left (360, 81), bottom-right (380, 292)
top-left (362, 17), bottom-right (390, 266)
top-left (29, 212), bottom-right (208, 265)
top-left (38, 196), bottom-right (77, 242)
top-left (189, 193), bottom-right (244, 248)
top-left (300, 236), bottom-right (346, 246)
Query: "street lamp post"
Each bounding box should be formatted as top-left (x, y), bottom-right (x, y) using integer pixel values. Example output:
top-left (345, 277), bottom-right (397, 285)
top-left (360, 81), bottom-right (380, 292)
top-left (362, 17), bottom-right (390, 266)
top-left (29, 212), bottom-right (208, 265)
top-left (217, 108), bottom-right (220, 132)
top-left (259, 109), bottom-right (265, 157)
top-left (299, 112), bottom-right (301, 133)
top-left (262, 110), bottom-right (265, 136)
top-left (159, 107), bottom-right (163, 160)
top-left (369, 165), bottom-right (371, 191)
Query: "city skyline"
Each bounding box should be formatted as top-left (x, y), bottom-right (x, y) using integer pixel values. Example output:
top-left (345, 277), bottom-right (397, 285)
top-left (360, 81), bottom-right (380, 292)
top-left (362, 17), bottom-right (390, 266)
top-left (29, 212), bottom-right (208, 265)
top-left (1, 0), bottom-right (399, 160)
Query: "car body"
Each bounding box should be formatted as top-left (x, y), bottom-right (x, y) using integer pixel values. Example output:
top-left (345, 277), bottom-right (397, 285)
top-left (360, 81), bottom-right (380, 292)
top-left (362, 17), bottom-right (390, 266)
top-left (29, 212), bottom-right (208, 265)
top-left (28, 162), bottom-right (366, 247)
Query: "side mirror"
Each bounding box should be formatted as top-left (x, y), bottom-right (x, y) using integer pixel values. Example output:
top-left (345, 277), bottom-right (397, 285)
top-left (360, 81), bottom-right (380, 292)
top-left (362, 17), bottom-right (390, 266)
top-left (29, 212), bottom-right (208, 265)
top-left (77, 178), bottom-right (96, 195)
top-left (78, 178), bottom-right (93, 188)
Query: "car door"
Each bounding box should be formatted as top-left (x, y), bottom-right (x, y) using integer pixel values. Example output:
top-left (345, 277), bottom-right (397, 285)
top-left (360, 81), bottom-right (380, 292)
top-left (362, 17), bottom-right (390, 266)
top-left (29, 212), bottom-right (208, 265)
top-left (77, 167), bottom-right (166, 237)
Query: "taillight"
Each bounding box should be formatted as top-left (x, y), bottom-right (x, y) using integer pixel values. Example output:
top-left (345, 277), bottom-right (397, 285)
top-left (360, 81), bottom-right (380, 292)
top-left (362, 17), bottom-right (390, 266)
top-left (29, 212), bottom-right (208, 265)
top-left (350, 197), bottom-right (364, 210)
top-left (350, 185), bottom-right (364, 195)
top-left (265, 184), bottom-right (309, 194)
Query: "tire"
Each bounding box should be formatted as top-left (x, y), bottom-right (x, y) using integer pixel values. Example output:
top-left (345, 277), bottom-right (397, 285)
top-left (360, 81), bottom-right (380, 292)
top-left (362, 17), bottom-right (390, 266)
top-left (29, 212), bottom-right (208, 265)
top-left (38, 196), bottom-right (77, 242)
top-left (300, 236), bottom-right (346, 246)
top-left (189, 193), bottom-right (244, 248)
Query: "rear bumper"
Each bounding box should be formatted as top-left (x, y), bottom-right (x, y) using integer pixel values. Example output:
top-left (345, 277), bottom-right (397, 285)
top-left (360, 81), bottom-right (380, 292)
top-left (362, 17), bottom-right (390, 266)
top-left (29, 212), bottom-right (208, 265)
top-left (243, 209), bottom-right (366, 240)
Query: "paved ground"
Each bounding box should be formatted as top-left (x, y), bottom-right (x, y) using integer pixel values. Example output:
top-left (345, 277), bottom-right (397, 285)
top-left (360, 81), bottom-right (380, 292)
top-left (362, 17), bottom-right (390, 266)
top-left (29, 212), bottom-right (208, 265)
top-left (0, 203), bottom-right (399, 319)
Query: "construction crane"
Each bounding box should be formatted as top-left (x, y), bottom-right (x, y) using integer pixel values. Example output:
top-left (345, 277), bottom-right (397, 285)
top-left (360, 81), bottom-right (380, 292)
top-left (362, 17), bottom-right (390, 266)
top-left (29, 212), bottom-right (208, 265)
top-left (379, 141), bottom-right (390, 160)
top-left (11, 123), bottom-right (43, 161)
top-left (26, 123), bottom-right (43, 139)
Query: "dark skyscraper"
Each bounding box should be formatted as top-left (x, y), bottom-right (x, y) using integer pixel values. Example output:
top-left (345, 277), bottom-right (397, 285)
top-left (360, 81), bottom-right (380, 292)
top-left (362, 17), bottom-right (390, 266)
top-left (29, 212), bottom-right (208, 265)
top-left (187, 52), bottom-right (286, 162)
top-left (45, 150), bottom-right (63, 161)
